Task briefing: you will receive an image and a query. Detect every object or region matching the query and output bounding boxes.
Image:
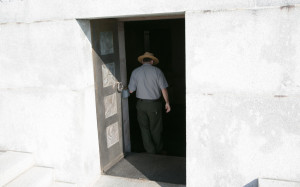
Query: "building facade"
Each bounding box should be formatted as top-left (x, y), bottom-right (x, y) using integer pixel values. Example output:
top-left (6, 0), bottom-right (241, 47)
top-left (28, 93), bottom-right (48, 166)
top-left (1, 0), bottom-right (300, 186)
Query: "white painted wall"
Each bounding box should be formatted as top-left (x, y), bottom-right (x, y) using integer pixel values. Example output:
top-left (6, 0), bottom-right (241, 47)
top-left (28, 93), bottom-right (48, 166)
top-left (0, 19), bottom-right (100, 186)
top-left (1, 0), bottom-right (300, 24)
top-left (1, 0), bottom-right (300, 187)
top-left (186, 7), bottom-right (300, 187)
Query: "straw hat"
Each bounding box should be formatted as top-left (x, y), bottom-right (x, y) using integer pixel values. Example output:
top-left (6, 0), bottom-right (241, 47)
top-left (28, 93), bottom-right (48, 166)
top-left (137, 52), bottom-right (159, 65)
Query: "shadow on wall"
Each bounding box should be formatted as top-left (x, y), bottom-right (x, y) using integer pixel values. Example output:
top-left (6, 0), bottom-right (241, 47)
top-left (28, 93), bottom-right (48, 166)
top-left (77, 19), bottom-right (92, 43)
top-left (76, 19), bottom-right (120, 83)
top-left (244, 179), bottom-right (258, 187)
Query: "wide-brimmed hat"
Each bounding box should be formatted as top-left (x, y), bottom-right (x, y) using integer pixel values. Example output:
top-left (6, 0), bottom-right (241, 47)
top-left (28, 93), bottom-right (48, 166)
top-left (137, 52), bottom-right (159, 65)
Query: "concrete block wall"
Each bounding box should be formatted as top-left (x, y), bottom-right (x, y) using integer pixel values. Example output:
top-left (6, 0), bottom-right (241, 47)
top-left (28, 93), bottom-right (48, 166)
top-left (0, 0), bottom-right (300, 24)
top-left (186, 7), bottom-right (300, 187)
top-left (1, 0), bottom-right (300, 187)
top-left (0, 19), bottom-right (100, 186)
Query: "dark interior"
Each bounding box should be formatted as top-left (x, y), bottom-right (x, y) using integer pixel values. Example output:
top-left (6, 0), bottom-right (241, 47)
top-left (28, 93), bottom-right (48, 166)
top-left (124, 18), bottom-right (186, 157)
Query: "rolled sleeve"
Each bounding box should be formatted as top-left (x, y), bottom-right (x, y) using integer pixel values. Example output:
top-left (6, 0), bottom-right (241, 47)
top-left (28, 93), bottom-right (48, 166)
top-left (158, 70), bottom-right (168, 89)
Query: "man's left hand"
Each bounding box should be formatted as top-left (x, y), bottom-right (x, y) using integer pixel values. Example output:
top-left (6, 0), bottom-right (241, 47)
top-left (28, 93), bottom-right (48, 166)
top-left (165, 103), bottom-right (171, 113)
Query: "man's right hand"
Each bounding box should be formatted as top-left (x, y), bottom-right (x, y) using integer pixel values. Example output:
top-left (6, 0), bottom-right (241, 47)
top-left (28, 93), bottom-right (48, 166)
top-left (165, 103), bottom-right (171, 113)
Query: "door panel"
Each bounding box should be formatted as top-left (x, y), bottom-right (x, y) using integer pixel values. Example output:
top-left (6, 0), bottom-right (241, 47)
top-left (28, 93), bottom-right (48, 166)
top-left (91, 19), bottom-right (124, 172)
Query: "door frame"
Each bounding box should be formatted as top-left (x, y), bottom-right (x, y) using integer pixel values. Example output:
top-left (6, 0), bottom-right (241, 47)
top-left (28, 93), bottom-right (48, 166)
top-left (90, 13), bottom-right (186, 173)
top-left (117, 21), bottom-right (131, 153)
top-left (117, 13), bottom-right (185, 154)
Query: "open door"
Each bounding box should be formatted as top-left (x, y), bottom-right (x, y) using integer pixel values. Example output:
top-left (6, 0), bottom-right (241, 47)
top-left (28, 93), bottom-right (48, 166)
top-left (91, 19), bottom-right (124, 173)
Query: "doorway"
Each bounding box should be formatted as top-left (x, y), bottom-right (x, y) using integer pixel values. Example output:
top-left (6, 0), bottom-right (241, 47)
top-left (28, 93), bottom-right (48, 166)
top-left (124, 19), bottom-right (186, 157)
top-left (90, 17), bottom-right (186, 185)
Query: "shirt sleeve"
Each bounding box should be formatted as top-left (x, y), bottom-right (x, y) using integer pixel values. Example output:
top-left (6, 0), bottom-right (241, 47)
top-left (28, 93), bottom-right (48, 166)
top-left (128, 70), bottom-right (137, 92)
top-left (157, 69), bottom-right (168, 89)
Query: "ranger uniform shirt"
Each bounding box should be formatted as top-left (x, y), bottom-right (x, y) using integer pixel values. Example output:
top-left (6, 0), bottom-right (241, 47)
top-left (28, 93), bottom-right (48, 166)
top-left (128, 64), bottom-right (168, 100)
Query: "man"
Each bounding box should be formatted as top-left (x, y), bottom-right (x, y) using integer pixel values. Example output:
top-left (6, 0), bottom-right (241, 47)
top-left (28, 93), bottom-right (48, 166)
top-left (128, 52), bottom-right (171, 154)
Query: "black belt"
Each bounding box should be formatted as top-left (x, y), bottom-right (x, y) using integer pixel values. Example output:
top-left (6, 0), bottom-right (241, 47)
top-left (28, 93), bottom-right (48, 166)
top-left (138, 98), bottom-right (161, 102)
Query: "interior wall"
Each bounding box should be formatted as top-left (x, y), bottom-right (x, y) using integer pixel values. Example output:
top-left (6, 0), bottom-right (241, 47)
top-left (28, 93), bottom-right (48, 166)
top-left (124, 19), bottom-right (186, 156)
top-left (0, 19), bottom-right (100, 186)
top-left (186, 7), bottom-right (300, 186)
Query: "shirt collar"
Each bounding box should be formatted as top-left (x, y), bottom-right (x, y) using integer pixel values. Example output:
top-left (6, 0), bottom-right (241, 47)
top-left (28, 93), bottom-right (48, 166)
top-left (142, 63), bottom-right (152, 66)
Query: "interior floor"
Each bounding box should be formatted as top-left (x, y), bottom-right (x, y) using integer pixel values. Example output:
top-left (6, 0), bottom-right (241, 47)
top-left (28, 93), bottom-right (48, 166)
top-left (125, 18), bottom-right (186, 157)
top-left (105, 153), bottom-right (186, 184)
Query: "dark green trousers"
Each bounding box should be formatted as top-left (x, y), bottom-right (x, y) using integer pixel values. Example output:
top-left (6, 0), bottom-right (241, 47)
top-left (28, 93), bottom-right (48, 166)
top-left (136, 100), bottom-right (163, 154)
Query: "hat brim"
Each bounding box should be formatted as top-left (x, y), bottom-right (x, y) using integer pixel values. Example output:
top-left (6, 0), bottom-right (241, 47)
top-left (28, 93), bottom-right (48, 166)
top-left (137, 55), bottom-right (159, 65)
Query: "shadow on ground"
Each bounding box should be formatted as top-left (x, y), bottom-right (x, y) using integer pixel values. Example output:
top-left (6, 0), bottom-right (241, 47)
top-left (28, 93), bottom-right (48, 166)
top-left (105, 153), bottom-right (186, 185)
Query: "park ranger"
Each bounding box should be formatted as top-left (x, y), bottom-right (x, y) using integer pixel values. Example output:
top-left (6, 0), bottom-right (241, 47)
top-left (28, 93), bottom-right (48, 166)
top-left (128, 52), bottom-right (171, 154)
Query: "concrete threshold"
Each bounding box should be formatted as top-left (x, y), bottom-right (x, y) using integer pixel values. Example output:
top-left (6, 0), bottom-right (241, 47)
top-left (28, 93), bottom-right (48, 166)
top-left (105, 153), bottom-right (186, 184)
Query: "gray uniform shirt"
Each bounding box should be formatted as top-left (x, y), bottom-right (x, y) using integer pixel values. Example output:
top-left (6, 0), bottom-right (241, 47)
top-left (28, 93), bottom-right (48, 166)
top-left (128, 64), bottom-right (168, 100)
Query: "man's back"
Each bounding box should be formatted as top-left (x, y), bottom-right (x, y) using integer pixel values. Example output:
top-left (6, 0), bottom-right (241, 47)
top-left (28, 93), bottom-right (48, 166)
top-left (128, 52), bottom-right (170, 154)
top-left (129, 64), bottom-right (168, 100)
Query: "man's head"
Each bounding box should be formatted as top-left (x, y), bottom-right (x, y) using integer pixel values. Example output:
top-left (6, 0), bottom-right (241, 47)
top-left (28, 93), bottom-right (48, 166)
top-left (142, 57), bottom-right (154, 65)
top-left (137, 52), bottom-right (159, 65)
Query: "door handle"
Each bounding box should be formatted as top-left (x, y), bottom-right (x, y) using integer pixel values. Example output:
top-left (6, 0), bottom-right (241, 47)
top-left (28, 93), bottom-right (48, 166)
top-left (116, 82), bottom-right (130, 98)
top-left (116, 82), bottom-right (124, 93)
